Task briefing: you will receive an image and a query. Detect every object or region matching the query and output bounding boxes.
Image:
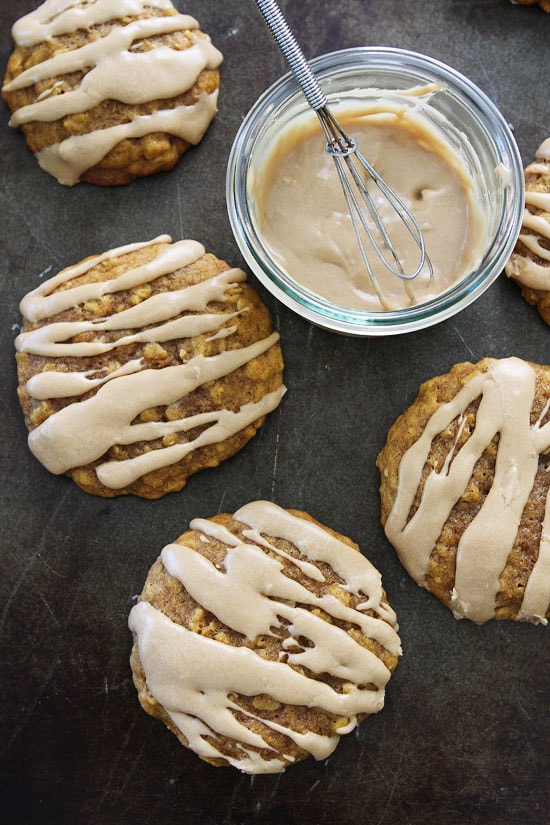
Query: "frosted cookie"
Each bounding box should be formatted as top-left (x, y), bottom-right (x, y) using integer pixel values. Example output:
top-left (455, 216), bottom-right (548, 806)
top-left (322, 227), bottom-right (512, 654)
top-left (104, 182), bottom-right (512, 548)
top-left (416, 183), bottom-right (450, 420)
top-left (129, 501), bottom-right (401, 774)
top-left (377, 357), bottom-right (550, 624)
top-left (512, 0), bottom-right (550, 11)
top-left (15, 236), bottom-right (285, 498)
top-left (2, 0), bottom-right (222, 185)
top-left (505, 138), bottom-right (550, 325)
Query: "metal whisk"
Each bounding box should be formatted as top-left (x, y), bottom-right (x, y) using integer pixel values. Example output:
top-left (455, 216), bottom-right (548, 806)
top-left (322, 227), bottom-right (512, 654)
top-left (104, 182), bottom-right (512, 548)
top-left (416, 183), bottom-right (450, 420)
top-left (253, 0), bottom-right (432, 304)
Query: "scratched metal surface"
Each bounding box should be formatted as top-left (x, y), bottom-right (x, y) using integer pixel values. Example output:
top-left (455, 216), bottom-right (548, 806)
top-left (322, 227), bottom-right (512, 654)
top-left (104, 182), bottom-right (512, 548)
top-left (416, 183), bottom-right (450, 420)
top-left (0, 1), bottom-right (548, 824)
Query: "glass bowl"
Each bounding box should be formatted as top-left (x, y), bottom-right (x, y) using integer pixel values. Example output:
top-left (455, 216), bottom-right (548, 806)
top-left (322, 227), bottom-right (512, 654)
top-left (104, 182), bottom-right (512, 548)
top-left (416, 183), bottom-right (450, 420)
top-left (226, 47), bottom-right (524, 336)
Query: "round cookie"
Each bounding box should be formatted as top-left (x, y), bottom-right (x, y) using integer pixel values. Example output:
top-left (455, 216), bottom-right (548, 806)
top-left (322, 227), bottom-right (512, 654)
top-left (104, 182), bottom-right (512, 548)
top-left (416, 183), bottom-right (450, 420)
top-left (377, 357), bottom-right (550, 624)
top-left (505, 138), bottom-right (550, 325)
top-left (512, 0), bottom-right (550, 11)
top-left (128, 501), bottom-right (401, 774)
top-left (15, 236), bottom-right (285, 498)
top-left (2, 0), bottom-right (222, 186)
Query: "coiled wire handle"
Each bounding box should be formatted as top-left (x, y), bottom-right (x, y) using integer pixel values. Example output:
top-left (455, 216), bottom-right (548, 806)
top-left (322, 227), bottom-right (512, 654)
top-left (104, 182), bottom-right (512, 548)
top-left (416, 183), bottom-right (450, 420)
top-left (253, 0), bottom-right (432, 302)
top-left (254, 0), bottom-right (326, 111)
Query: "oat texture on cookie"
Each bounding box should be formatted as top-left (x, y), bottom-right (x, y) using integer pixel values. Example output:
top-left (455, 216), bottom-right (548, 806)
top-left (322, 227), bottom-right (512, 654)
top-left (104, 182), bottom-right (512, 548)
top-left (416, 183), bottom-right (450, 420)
top-left (15, 236), bottom-right (285, 498)
top-left (377, 357), bottom-right (550, 624)
top-left (129, 501), bottom-right (401, 773)
top-left (2, 0), bottom-right (223, 185)
top-left (505, 138), bottom-right (550, 326)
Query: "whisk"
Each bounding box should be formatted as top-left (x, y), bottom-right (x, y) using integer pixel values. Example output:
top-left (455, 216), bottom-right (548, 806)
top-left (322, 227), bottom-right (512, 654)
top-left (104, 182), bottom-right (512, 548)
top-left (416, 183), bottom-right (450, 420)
top-left (253, 0), bottom-right (432, 303)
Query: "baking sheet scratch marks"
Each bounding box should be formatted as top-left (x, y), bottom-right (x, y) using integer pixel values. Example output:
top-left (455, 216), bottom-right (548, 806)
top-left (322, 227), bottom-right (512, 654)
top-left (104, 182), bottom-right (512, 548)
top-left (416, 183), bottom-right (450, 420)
top-left (2, 653), bottom-right (62, 755)
top-left (270, 429), bottom-right (281, 500)
top-left (452, 323), bottom-right (478, 362)
top-left (95, 715), bottom-right (145, 811)
top-left (0, 486), bottom-right (72, 634)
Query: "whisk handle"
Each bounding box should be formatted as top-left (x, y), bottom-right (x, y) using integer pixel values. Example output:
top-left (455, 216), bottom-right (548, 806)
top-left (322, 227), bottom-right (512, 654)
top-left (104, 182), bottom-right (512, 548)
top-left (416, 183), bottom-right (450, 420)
top-left (254, 0), bottom-right (327, 111)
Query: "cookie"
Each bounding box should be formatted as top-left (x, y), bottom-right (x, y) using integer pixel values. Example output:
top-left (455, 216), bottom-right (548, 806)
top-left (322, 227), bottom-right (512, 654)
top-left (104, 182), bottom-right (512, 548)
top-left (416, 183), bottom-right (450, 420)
top-left (505, 138), bottom-right (550, 325)
top-left (377, 357), bottom-right (550, 624)
top-left (128, 501), bottom-right (401, 773)
top-left (512, 0), bottom-right (550, 11)
top-left (15, 236), bottom-right (285, 498)
top-left (2, 0), bottom-right (222, 185)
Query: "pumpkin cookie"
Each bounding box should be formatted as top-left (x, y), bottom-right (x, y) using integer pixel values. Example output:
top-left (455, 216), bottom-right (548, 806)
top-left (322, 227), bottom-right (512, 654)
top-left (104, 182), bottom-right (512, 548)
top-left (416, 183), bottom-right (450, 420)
top-left (505, 138), bottom-right (550, 325)
top-left (512, 1), bottom-right (550, 12)
top-left (377, 357), bottom-right (550, 624)
top-left (16, 236), bottom-right (285, 498)
top-left (129, 501), bottom-right (401, 773)
top-left (2, 0), bottom-right (222, 185)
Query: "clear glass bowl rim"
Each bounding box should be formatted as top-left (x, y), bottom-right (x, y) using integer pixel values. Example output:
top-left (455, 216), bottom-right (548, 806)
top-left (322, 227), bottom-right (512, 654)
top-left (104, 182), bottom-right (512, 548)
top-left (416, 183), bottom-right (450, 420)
top-left (226, 46), bottom-right (525, 336)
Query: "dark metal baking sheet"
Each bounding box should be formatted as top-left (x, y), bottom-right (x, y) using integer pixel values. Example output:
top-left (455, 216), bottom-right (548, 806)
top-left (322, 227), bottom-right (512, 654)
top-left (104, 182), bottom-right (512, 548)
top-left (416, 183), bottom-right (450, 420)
top-left (1, 2), bottom-right (548, 824)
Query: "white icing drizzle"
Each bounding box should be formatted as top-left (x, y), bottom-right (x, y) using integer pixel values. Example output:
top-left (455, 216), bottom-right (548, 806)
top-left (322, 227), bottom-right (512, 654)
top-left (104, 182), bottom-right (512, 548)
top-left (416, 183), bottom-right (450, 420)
top-left (536, 137), bottom-right (550, 162)
top-left (129, 501), bottom-right (401, 773)
top-left (505, 139), bottom-right (550, 290)
top-left (11, 0), bottom-right (178, 47)
top-left (384, 358), bottom-right (550, 624)
top-left (17, 237), bottom-right (285, 490)
top-left (518, 482), bottom-right (550, 623)
top-left (35, 98), bottom-right (219, 185)
top-left (3, 0), bottom-right (223, 185)
top-left (19, 233), bottom-right (192, 322)
top-left (18, 271), bottom-right (247, 357)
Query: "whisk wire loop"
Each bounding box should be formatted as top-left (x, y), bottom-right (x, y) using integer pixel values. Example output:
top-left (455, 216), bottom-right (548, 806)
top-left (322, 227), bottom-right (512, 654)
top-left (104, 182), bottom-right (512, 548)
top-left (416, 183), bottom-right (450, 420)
top-left (318, 106), bottom-right (432, 285)
top-left (329, 153), bottom-right (396, 305)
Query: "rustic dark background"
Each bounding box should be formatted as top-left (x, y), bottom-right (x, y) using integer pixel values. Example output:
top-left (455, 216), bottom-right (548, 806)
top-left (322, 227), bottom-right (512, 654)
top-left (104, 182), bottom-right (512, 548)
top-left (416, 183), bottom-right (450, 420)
top-left (1, 2), bottom-right (548, 824)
